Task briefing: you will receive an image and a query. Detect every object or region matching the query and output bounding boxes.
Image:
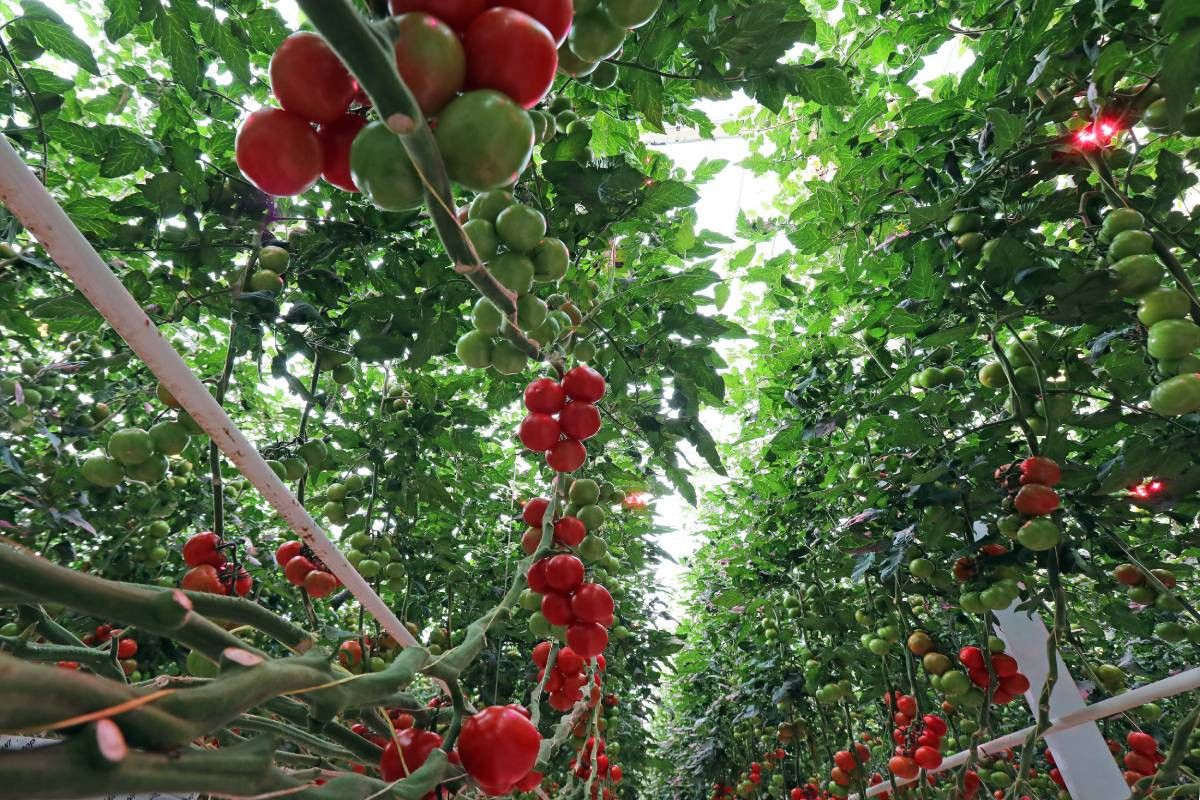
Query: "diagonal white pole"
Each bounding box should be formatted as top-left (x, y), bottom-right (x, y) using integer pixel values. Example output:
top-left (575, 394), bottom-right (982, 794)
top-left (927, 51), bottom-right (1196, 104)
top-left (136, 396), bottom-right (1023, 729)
top-left (0, 134), bottom-right (423, 655)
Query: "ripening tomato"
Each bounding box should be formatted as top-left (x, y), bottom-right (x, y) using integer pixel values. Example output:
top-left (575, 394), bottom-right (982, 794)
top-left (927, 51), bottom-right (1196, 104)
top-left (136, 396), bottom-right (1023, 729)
top-left (489, 0), bottom-right (573, 45)
top-left (458, 706), bottom-right (542, 789)
top-left (521, 526), bottom-right (542, 555)
top-left (546, 439), bottom-right (587, 472)
top-left (1013, 483), bottom-right (1059, 516)
top-left (275, 540), bottom-right (303, 568)
top-left (380, 728), bottom-right (443, 781)
top-left (389, 0), bottom-right (488, 32)
top-left (338, 640), bottom-right (364, 668)
top-left (270, 32), bottom-right (356, 124)
top-left (393, 13), bottom-right (466, 115)
top-left (317, 113), bottom-right (367, 192)
top-left (304, 569), bottom-right (338, 598)
top-left (523, 497), bottom-right (550, 527)
top-left (236, 109), bottom-right (322, 197)
top-left (464, 8), bottom-right (558, 109)
top-left (559, 401), bottom-right (601, 440)
top-left (181, 564), bottom-right (227, 595)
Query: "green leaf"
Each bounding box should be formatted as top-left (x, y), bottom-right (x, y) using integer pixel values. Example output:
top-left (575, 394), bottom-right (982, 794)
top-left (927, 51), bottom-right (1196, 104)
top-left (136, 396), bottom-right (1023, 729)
top-left (154, 3), bottom-right (200, 93)
top-left (791, 63), bottom-right (854, 107)
top-left (104, 0), bottom-right (140, 41)
top-left (198, 6), bottom-right (251, 84)
top-left (986, 108), bottom-right (1024, 155)
top-left (1160, 28), bottom-right (1200, 130)
top-left (27, 292), bottom-right (103, 331)
top-left (625, 69), bottom-right (665, 133)
top-left (97, 126), bottom-right (153, 178)
top-left (642, 180), bottom-right (700, 215)
top-left (23, 18), bottom-right (99, 75)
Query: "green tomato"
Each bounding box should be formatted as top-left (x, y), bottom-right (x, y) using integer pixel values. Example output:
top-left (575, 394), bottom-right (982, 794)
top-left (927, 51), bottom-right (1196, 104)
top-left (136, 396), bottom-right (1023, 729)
top-left (1101, 208), bottom-right (1145, 241)
top-left (490, 340), bottom-right (529, 375)
top-left (127, 454), bottom-right (168, 484)
top-left (1151, 373), bottom-right (1200, 416)
top-left (909, 558), bottom-right (934, 579)
top-left (569, 478), bottom-right (600, 505)
top-left (436, 90), bottom-right (534, 192)
top-left (1149, 318), bottom-right (1200, 360)
top-left (516, 294), bottom-right (548, 331)
top-left (588, 60), bottom-right (619, 89)
top-left (495, 204), bottom-right (547, 253)
top-left (463, 219), bottom-right (500, 261)
top-left (533, 237), bottom-right (570, 282)
top-left (556, 43), bottom-right (599, 78)
top-left (947, 212), bottom-right (983, 234)
top-left (1108, 229), bottom-right (1154, 261)
top-left (259, 245), bottom-right (289, 273)
top-left (265, 459), bottom-right (288, 480)
top-left (456, 331), bottom-right (494, 369)
top-left (82, 455), bottom-right (125, 487)
top-left (490, 252), bottom-right (535, 295)
top-left (578, 535), bottom-right (607, 562)
top-left (298, 439), bottom-right (328, 468)
top-left (1018, 518), bottom-right (1060, 551)
top-left (1112, 254), bottom-right (1165, 297)
top-left (468, 190), bottom-right (516, 223)
top-left (568, 8), bottom-right (625, 61)
top-left (605, 0), bottom-right (662, 28)
top-left (472, 298), bottom-right (504, 335)
top-left (108, 428), bottom-right (155, 466)
top-left (979, 362), bottom-right (1007, 388)
top-left (350, 121), bottom-right (423, 211)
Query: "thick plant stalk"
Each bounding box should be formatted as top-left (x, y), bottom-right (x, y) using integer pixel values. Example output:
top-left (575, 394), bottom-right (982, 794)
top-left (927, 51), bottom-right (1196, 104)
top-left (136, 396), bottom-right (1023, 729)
top-left (0, 134), bottom-right (425, 661)
top-left (296, 0), bottom-right (542, 359)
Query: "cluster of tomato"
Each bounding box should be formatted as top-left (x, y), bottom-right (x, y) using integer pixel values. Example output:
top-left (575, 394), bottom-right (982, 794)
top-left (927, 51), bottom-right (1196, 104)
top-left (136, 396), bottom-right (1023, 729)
top-left (1110, 731), bottom-right (1165, 787)
top-left (78, 622), bottom-right (140, 675)
top-left (957, 645), bottom-right (1031, 706)
top-left (714, 748), bottom-right (790, 800)
top-left (567, 734), bottom-right (623, 795)
top-left (996, 455), bottom-right (1062, 552)
top-left (526, 552), bottom-right (613, 658)
top-left (180, 531), bottom-right (253, 597)
top-left (519, 367), bottom-right (606, 473)
top-left (881, 697), bottom-right (948, 783)
top-left (531, 640), bottom-right (601, 712)
top-left (273, 540), bottom-right (340, 598)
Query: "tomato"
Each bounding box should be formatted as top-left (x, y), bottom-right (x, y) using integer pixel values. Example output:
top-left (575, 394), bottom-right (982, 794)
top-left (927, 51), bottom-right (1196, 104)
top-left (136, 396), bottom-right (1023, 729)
top-left (275, 540), bottom-right (303, 567)
top-left (554, 516), bottom-right (586, 547)
top-left (606, 0), bottom-right (662, 28)
top-left (558, 43), bottom-right (600, 78)
top-left (458, 706), bottom-right (542, 789)
top-left (389, 0), bottom-right (487, 32)
top-left (1012, 483), bottom-right (1059, 516)
top-left (435, 90), bottom-right (535, 191)
top-left (1019, 456), bottom-right (1060, 486)
top-left (496, 204), bottom-right (548, 252)
top-left (284, 555), bottom-right (316, 586)
top-left (338, 640), bottom-right (363, 668)
top-left (465, 8), bottom-right (558, 110)
top-left (990, 653), bottom-right (1018, 677)
top-left (566, 620), bottom-right (607, 657)
top-left (183, 531), bottom-right (225, 568)
top-left (533, 238), bottom-right (570, 282)
top-left (519, 412), bottom-right (561, 451)
top-left (223, 565), bottom-right (253, 597)
top-left (522, 496), bottom-right (550, 527)
top-left (116, 638), bottom-right (138, 658)
top-left (393, 13), bottom-right (466, 115)
top-left (316, 113), bottom-right (367, 192)
top-left (531, 640), bottom-right (553, 667)
top-left (349, 121), bottom-right (424, 211)
top-left (270, 33), bottom-right (356, 124)
top-left (556, 646), bottom-right (583, 674)
top-left (526, 557), bottom-right (552, 593)
top-left (236, 109), bottom-right (322, 197)
top-left (525, 378), bottom-right (566, 413)
top-left (457, 331), bottom-right (494, 368)
top-left (514, 770), bottom-right (543, 792)
top-left (520, 526), bottom-right (542, 555)
top-left (1017, 518), bottom-right (1059, 551)
top-left (380, 727), bottom-right (443, 781)
top-left (545, 553), bottom-right (584, 592)
top-left (567, 9), bottom-right (625, 62)
top-left (541, 591), bottom-right (574, 625)
top-left (1127, 731), bottom-right (1158, 756)
top-left (913, 746), bottom-right (942, 771)
top-left (561, 365), bottom-right (606, 402)
top-left (1138, 287), bottom-right (1192, 327)
top-left (558, 401), bottom-right (601, 440)
top-left (490, 252), bottom-right (536, 294)
top-left (571, 582), bottom-right (613, 623)
top-left (1000, 672), bottom-right (1030, 694)
top-left (887, 756), bottom-right (918, 780)
top-left (488, 0), bottom-right (573, 45)
top-left (1147, 319), bottom-right (1200, 360)
top-left (181, 564), bottom-right (227, 595)
top-left (1112, 254), bottom-right (1164, 297)
top-left (547, 438), bottom-right (586, 472)
top-left (958, 646), bottom-right (985, 670)
top-left (1150, 373), bottom-right (1200, 416)
top-left (304, 569), bottom-right (338, 598)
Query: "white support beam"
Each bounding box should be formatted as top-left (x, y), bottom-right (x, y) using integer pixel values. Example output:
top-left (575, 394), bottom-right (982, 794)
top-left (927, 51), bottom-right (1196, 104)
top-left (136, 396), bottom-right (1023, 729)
top-left (0, 135), bottom-right (423, 656)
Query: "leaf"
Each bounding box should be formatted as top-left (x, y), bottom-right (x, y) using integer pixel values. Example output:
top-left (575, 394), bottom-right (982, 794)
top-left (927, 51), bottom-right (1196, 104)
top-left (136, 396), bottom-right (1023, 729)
top-left (910, 202), bottom-right (951, 228)
top-left (23, 15), bottom-right (100, 75)
top-left (154, 3), bottom-right (200, 93)
top-left (625, 69), bottom-right (665, 133)
top-left (664, 464), bottom-right (698, 506)
top-left (104, 0), bottom-right (140, 41)
top-left (1159, 27), bottom-right (1200, 130)
top-left (199, 7), bottom-right (251, 84)
top-left (27, 292), bottom-right (103, 331)
top-left (791, 63), bottom-right (854, 106)
top-left (642, 180), bottom-right (700, 215)
top-left (97, 126), bottom-right (153, 178)
top-left (985, 108), bottom-right (1024, 155)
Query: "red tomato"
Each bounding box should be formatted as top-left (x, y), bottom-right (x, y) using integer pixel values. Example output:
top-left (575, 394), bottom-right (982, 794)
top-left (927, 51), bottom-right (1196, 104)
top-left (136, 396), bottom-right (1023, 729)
top-left (519, 412), bottom-right (561, 451)
top-left (1124, 751), bottom-right (1156, 775)
top-left (380, 728), bottom-right (443, 780)
top-left (514, 770), bottom-right (543, 792)
top-left (559, 401), bottom-right (601, 440)
top-left (561, 366), bottom-right (606, 402)
top-left (521, 526), bottom-right (542, 555)
top-left (990, 652), bottom-right (1019, 677)
top-left (1019, 455), bottom-right (1061, 486)
top-left (393, 13), bottom-right (466, 115)
top-left (1127, 731), bottom-right (1158, 756)
top-left (1000, 672), bottom-right (1031, 694)
top-left (526, 557), bottom-right (552, 593)
top-left (388, 0), bottom-right (488, 32)
top-left (224, 565), bottom-right (253, 597)
top-left (888, 756), bottom-right (919, 780)
top-left (1013, 483), bottom-right (1060, 516)
top-left (304, 569), bottom-right (338, 598)
top-left (914, 746), bottom-right (942, 770)
top-left (274, 540), bottom-right (303, 567)
top-left (922, 715), bottom-right (948, 737)
top-left (566, 621), bottom-right (607, 657)
top-left (545, 554), bottom-right (584, 592)
top-left (556, 646), bottom-right (583, 674)
top-left (183, 531), bottom-right (225, 568)
top-left (958, 646), bottom-right (985, 670)
top-left (547, 439), bottom-right (587, 472)
top-left (458, 706), bottom-right (542, 789)
top-left (181, 564), bottom-right (227, 595)
top-left (541, 591), bottom-right (574, 626)
top-left (339, 640), bottom-right (364, 668)
top-left (833, 750), bottom-right (857, 773)
top-left (116, 638), bottom-right (138, 658)
top-left (525, 378), bottom-right (566, 413)
top-left (464, 8), bottom-right (558, 109)
top-left (489, 0), bottom-right (573, 45)
top-left (896, 694), bottom-right (917, 718)
top-left (523, 496), bottom-right (550, 527)
top-left (554, 516), bottom-right (587, 547)
top-left (571, 583), bottom-right (614, 624)
top-left (317, 113), bottom-right (367, 192)
top-left (270, 32), bottom-right (356, 124)
top-left (236, 109), bottom-right (322, 197)
top-left (531, 640), bottom-right (553, 667)
top-left (284, 555), bottom-right (317, 586)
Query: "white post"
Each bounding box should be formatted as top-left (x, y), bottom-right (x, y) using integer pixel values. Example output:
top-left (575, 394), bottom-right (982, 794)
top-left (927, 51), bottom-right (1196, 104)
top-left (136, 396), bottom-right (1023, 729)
top-left (0, 135), bottom-right (423, 654)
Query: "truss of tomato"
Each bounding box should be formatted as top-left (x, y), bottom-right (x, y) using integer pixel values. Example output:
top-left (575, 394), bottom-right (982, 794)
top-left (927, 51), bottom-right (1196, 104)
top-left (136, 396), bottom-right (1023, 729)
top-left (393, 13), bottom-right (466, 115)
top-left (464, 8), bottom-right (559, 110)
top-left (317, 113), bottom-right (368, 193)
top-left (236, 108), bottom-right (322, 197)
top-left (457, 705), bottom-right (542, 792)
top-left (434, 90), bottom-right (535, 192)
top-left (389, 0), bottom-right (487, 32)
top-left (269, 32), bottom-right (356, 124)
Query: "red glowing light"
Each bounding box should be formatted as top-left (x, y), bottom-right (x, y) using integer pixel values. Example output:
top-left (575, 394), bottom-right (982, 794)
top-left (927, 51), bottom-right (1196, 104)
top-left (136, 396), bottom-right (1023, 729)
top-left (1074, 118), bottom-right (1123, 150)
top-left (623, 491), bottom-right (650, 510)
top-left (1129, 479), bottom-right (1166, 500)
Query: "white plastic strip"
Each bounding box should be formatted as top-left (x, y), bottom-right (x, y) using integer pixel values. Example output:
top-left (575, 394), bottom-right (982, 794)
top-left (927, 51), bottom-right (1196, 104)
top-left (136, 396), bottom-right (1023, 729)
top-left (0, 135), bottom-right (420, 654)
top-left (848, 665), bottom-right (1200, 799)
